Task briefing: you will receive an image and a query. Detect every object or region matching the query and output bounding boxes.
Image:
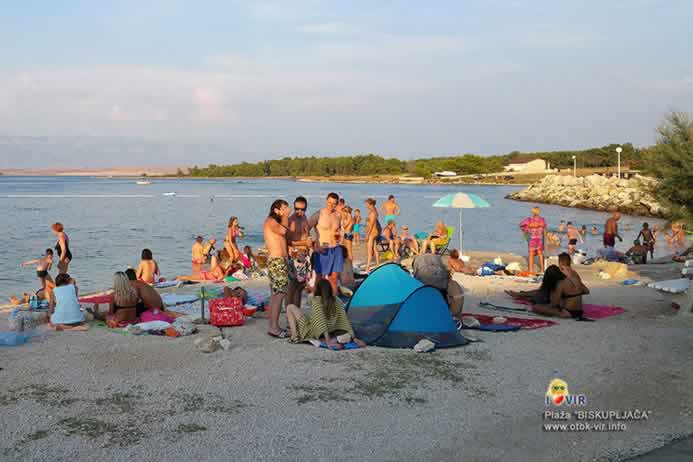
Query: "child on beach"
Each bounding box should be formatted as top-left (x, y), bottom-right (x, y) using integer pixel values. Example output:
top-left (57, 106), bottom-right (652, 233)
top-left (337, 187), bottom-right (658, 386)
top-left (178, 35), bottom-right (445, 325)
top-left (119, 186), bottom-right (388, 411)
top-left (49, 273), bottom-right (88, 331)
top-left (136, 248), bottom-right (160, 284)
top-left (352, 208), bottom-right (362, 245)
top-left (636, 223), bottom-right (656, 259)
top-left (20, 248), bottom-right (54, 291)
top-left (566, 222), bottom-right (583, 255)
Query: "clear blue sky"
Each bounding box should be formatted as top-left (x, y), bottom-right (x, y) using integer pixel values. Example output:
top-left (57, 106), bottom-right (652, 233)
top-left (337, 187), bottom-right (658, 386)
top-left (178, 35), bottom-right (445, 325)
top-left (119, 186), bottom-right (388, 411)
top-left (1, 0), bottom-right (692, 167)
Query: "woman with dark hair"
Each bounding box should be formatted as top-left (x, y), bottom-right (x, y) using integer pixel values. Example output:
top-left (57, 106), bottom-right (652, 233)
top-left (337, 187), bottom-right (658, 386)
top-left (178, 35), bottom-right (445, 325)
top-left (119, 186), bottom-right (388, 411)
top-left (286, 279), bottom-right (365, 348)
top-left (506, 263), bottom-right (589, 318)
top-left (48, 273), bottom-right (87, 331)
top-left (51, 222), bottom-right (72, 274)
top-left (224, 216), bottom-right (243, 263)
top-left (136, 248), bottom-right (160, 284)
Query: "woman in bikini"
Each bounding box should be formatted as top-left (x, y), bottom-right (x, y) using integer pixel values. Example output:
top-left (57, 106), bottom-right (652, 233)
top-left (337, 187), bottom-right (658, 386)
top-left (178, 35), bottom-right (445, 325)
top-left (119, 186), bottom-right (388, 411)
top-left (90, 272), bottom-right (139, 327)
top-left (51, 222), bottom-right (72, 274)
top-left (519, 207), bottom-right (547, 274)
top-left (224, 216), bottom-right (243, 263)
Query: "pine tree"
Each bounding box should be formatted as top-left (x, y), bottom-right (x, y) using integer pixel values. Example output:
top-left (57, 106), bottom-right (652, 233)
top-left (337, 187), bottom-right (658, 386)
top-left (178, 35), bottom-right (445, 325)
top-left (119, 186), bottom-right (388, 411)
top-left (646, 111), bottom-right (693, 223)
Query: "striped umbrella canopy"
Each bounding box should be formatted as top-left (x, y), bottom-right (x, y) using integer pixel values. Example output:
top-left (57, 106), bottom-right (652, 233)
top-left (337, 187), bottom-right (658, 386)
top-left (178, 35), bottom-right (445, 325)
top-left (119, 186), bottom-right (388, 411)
top-left (433, 193), bottom-right (491, 252)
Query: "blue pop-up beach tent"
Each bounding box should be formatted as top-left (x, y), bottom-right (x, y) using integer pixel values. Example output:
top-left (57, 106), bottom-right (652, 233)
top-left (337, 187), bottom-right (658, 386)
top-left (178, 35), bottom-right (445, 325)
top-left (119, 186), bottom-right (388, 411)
top-left (346, 263), bottom-right (468, 348)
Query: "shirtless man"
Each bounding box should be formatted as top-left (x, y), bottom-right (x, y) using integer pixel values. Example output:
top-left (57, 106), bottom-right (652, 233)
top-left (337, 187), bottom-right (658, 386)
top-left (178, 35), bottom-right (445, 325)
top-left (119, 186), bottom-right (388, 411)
top-left (263, 199), bottom-right (291, 338)
top-left (365, 197), bottom-right (381, 272)
top-left (125, 268), bottom-right (165, 315)
top-left (636, 222), bottom-right (656, 259)
top-left (603, 212), bottom-right (623, 249)
top-left (380, 195), bottom-right (400, 226)
top-left (566, 221), bottom-right (583, 255)
top-left (315, 193), bottom-right (343, 295)
top-left (192, 236), bottom-right (205, 265)
top-left (287, 196), bottom-right (313, 307)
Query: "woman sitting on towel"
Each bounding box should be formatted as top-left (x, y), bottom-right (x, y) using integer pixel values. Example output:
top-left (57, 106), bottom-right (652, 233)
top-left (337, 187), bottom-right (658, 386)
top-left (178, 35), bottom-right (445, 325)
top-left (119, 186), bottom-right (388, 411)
top-left (286, 279), bottom-right (366, 348)
top-left (91, 272), bottom-right (139, 327)
top-left (506, 257), bottom-right (589, 319)
top-left (48, 273), bottom-right (88, 331)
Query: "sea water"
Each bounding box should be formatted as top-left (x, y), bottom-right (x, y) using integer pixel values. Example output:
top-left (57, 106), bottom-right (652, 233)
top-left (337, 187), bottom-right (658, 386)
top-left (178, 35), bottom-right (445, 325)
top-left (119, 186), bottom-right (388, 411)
top-left (0, 176), bottom-right (667, 301)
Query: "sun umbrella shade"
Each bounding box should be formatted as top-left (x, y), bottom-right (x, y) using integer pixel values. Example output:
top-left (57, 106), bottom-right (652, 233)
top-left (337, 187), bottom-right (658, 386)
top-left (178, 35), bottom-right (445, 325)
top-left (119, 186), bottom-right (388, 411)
top-left (432, 193), bottom-right (490, 252)
top-left (433, 193), bottom-right (490, 209)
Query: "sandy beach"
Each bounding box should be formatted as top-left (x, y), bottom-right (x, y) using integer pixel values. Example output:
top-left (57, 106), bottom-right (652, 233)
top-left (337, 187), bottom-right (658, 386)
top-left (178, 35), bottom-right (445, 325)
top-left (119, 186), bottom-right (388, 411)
top-left (1, 243), bottom-right (691, 462)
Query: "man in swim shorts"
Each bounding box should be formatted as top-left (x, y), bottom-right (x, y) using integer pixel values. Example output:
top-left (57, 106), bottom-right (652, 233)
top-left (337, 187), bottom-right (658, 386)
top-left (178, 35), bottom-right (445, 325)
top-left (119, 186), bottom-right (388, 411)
top-left (603, 211), bottom-right (623, 248)
top-left (380, 194), bottom-right (400, 225)
top-left (263, 198), bottom-right (291, 338)
top-left (315, 192), bottom-right (343, 295)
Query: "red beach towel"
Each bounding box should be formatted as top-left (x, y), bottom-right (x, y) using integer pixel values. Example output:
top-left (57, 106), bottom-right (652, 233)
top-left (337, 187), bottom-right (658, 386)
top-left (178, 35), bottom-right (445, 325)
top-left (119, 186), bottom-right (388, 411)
top-left (466, 313), bottom-right (557, 330)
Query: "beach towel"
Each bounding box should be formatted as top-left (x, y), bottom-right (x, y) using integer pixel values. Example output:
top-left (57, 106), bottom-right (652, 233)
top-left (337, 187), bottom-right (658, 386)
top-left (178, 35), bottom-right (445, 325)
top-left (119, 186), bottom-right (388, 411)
top-left (162, 294), bottom-right (200, 306)
top-left (648, 278), bottom-right (690, 294)
top-left (465, 313), bottom-right (556, 330)
top-left (309, 339), bottom-right (363, 350)
top-left (512, 299), bottom-right (625, 319)
top-left (79, 294), bottom-right (112, 304)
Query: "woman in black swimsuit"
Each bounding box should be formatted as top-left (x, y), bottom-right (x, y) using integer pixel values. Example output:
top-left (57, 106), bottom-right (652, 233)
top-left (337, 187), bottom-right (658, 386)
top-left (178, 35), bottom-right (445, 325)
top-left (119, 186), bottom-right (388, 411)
top-left (51, 222), bottom-right (72, 274)
top-left (506, 264), bottom-right (589, 319)
top-left (90, 272), bottom-right (139, 326)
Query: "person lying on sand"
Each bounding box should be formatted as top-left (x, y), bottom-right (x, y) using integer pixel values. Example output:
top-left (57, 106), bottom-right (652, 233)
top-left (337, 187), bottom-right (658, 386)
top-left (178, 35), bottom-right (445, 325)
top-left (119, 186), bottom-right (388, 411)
top-left (447, 249), bottom-right (475, 275)
top-left (672, 245), bottom-right (693, 263)
top-left (20, 248), bottom-right (54, 291)
top-left (286, 279), bottom-right (366, 348)
top-left (136, 248), bottom-right (160, 284)
top-left (505, 254), bottom-right (589, 319)
top-left (48, 273), bottom-right (88, 331)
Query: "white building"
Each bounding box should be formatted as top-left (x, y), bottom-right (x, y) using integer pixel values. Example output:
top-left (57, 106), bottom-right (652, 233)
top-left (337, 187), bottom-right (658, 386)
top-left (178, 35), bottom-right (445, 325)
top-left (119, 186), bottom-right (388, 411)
top-left (503, 158), bottom-right (553, 173)
top-left (433, 171), bottom-right (457, 177)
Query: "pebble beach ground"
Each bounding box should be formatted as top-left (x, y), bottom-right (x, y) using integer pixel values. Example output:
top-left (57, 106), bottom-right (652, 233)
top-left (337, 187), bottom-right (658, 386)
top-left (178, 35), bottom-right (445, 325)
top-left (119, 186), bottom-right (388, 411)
top-left (1, 245), bottom-right (692, 461)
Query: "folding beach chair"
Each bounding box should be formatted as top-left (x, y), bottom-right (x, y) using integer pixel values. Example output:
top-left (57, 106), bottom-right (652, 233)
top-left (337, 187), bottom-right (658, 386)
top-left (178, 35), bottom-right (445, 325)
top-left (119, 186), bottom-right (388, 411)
top-left (434, 226), bottom-right (455, 256)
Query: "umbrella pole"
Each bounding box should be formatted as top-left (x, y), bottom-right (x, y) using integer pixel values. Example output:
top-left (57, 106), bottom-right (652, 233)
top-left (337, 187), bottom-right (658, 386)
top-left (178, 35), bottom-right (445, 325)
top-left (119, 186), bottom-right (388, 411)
top-left (459, 209), bottom-right (463, 253)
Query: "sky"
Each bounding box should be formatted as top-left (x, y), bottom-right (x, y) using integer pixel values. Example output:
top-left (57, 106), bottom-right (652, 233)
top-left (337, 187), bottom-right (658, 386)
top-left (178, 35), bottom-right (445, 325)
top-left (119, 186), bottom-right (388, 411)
top-left (0, 0), bottom-right (692, 168)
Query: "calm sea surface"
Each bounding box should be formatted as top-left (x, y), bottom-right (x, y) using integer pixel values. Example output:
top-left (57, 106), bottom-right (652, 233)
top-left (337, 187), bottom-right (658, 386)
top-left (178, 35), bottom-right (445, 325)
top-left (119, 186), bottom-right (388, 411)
top-left (0, 176), bottom-right (667, 300)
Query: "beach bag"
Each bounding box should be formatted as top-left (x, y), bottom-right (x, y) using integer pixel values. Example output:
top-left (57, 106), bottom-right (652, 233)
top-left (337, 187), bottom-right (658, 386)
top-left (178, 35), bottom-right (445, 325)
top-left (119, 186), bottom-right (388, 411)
top-left (209, 297), bottom-right (244, 327)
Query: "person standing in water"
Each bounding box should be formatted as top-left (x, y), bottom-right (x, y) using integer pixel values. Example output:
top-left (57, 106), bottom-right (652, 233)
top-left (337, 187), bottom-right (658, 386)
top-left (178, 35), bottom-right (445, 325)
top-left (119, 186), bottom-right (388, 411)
top-left (636, 222), bottom-right (656, 259)
top-left (603, 211), bottom-right (623, 249)
top-left (520, 207), bottom-right (547, 274)
top-left (364, 197), bottom-right (381, 272)
top-left (51, 222), bottom-right (72, 274)
top-left (379, 195), bottom-right (400, 226)
top-left (21, 248), bottom-right (54, 292)
top-left (566, 222), bottom-right (583, 255)
top-left (263, 199), bottom-right (291, 338)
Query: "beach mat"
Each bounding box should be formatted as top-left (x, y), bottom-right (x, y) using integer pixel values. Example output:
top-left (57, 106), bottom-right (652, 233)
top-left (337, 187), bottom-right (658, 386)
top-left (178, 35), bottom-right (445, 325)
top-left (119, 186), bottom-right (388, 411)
top-left (162, 294), bottom-right (199, 306)
top-left (467, 313), bottom-right (556, 330)
top-left (648, 278), bottom-right (690, 294)
top-left (512, 299), bottom-right (625, 319)
top-left (309, 339), bottom-right (363, 350)
top-left (154, 280), bottom-right (179, 289)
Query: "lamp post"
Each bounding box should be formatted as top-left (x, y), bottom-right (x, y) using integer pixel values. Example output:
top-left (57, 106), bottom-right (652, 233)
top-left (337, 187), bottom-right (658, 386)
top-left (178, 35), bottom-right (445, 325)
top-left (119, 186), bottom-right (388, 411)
top-left (572, 155), bottom-right (576, 177)
top-left (615, 146), bottom-right (622, 178)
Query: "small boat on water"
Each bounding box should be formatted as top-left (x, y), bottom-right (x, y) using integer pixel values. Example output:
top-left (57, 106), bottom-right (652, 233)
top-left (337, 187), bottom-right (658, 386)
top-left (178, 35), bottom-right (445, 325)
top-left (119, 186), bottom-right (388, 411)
top-left (136, 179), bottom-right (152, 185)
top-left (162, 192), bottom-right (176, 196)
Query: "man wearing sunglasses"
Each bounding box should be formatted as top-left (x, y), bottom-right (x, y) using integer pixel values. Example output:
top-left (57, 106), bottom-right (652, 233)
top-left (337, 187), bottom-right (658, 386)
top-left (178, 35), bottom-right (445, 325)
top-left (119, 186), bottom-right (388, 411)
top-left (287, 196), bottom-right (313, 307)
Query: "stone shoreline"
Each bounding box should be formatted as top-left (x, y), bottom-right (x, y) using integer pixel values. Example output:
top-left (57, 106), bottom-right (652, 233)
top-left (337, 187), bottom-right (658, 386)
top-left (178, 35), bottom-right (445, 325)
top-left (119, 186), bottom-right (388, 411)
top-left (506, 174), bottom-right (669, 218)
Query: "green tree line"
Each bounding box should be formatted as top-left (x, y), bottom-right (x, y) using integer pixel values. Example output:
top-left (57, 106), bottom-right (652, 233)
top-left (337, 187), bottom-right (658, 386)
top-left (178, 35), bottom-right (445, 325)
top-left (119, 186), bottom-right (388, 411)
top-left (187, 143), bottom-right (644, 178)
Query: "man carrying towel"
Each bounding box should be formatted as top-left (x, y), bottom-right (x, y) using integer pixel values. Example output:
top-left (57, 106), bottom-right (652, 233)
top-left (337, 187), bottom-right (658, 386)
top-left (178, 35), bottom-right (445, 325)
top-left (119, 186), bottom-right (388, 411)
top-left (315, 192), bottom-right (343, 295)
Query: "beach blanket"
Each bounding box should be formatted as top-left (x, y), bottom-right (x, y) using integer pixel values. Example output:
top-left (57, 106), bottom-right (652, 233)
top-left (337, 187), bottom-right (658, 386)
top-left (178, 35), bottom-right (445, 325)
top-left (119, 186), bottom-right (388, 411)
top-left (162, 294), bottom-right (199, 306)
top-left (466, 313), bottom-right (556, 330)
top-left (79, 294), bottom-right (112, 304)
top-left (648, 278), bottom-right (690, 294)
top-left (309, 339), bottom-right (363, 350)
top-left (512, 299), bottom-right (625, 319)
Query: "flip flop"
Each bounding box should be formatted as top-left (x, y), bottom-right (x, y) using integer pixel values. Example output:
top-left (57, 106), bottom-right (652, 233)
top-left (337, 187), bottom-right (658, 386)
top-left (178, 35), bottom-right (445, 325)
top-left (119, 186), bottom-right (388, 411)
top-left (268, 330), bottom-right (289, 339)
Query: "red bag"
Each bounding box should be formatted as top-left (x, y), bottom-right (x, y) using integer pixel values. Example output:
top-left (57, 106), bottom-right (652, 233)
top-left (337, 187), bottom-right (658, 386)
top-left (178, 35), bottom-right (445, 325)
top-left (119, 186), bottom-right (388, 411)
top-left (209, 297), bottom-right (244, 327)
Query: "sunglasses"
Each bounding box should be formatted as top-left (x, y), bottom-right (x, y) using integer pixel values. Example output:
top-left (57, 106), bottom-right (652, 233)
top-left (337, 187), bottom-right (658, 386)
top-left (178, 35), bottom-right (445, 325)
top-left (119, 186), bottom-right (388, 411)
top-left (295, 207), bottom-right (306, 211)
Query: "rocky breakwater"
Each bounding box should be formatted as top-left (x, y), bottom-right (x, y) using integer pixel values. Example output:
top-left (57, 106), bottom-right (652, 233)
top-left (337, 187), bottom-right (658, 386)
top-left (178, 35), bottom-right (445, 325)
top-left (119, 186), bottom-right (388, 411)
top-left (506, 174), bottom-right (669, 217)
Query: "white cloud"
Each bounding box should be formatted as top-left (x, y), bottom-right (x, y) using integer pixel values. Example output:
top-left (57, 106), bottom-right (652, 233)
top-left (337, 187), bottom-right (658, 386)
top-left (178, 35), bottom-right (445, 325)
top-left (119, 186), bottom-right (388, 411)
top-left (298, 22), bottom-right (355, 34)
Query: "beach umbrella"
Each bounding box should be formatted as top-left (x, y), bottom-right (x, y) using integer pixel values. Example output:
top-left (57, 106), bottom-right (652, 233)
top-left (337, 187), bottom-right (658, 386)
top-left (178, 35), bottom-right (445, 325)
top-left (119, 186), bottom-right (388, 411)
top-left (432, 192), bottom-right (491, 252)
